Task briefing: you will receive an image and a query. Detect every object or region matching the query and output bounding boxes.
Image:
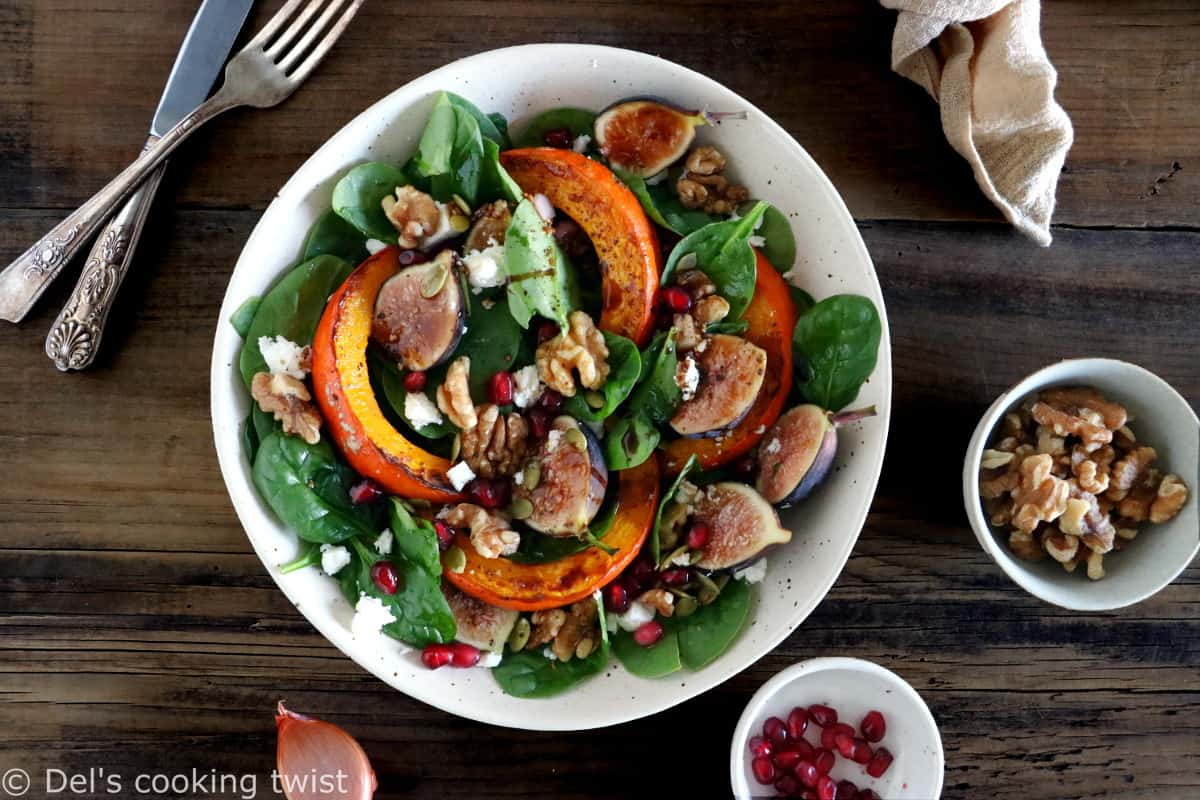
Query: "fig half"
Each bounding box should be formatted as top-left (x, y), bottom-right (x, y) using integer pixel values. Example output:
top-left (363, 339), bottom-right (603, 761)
top-left (371, 250), bottom-right (466, 371)
top-left (689, 482), bottom-right (792, 571)
top-left (515, 416), bottom-right (608, 537)
top-left (594, 98), bottom-right (746, 177)
top-left (756, 404), bottom-right (878, 507)
top-left (670, 334), bottom-right (767, 437)
top-left (442, 583), bottom-right (518, 652)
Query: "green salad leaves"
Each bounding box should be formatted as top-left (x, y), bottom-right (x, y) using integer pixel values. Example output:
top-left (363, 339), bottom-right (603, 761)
top-left (793, 295), bottom-right (882, 411)
top-left (503, 197), bottom-right (579, 328)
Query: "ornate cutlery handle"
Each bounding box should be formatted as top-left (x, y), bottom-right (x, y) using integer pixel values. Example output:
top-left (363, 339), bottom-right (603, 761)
top-left (45, 139), bottom-right (166, 371)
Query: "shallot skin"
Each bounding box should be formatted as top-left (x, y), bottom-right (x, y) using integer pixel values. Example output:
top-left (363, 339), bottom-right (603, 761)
top-left (275, 702), bottom-right (377, 800)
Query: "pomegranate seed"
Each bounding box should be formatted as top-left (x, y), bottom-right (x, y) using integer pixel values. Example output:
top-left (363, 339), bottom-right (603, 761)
top-left (629, 557), bottom-right (657, 589)
top-left (348, 479), bottom-right (384, 505)
top-left (837, 780), bottom-right (859, 800)
top-left (775, 775), bottom-right (800, 797)
top-left (814, 748), bottom-right (835, 775)
top-left (538, 389), bottom-right (564, 410)
top-left (420, 644), bottom-right (452, 669)
top-left (397, 249), bottom-right (428, 267)
top-left (823, 722), bottom-right (854, 751)
top-left (786, 706), bottom-right (809, 739)
top-left (370, 561), bottom-right (399, 595)
top-left (751, 756), bottom-right (776, 785)
top-left (433, 521), bottom-right (456, 551)
top-left (449, 642), bottom-right (480, 667)
top-left (834, 732), bottom-right (856, 759)
top-left (795, 760), bottom-right (819, 788)
top-left (808, 704), bottom-right (838, 727)
top-left (467, 478), bottom-right (508, 509)
top-left (527, 407), bottom-right (551, 439)
top-left (536, 320), bottom-right (560, 344)
top-left (402, 370), bottom-right (427, 392)
top-left (763, 716), bottom-right (789, 747)
top-left (604, 581), bottom-right (630, 614)
top-left (685, 521), bottom-right (711, 550)
top-left (789, 739), bottom-right (815, 761)
top-left (774, 748), bottom-right (804, 771)
top-left (747, 735), bottom-right (772, 759)
top-left (660, 567), bottom-right (691, 587)
top-left (660, 285), bottom-right (693, 313)
top-left (858, 791), bottom-right (881, 800)
top-left (543, 127), bottom-right (573, 148)
top-left (489, 371), bottom-right (514, 405)
top-left (633, 621), bottom-right (664, 647)
top-left (816, 775), bottom-right (837, 800)
top-left (859, 710), bottom-right (886, 743)
top-left (865, 747), bottom-right (893, 779)
top-left (850, 738), bottom-right (873, 765)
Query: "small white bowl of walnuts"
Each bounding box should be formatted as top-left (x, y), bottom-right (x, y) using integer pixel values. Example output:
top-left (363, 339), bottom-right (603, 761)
top-left (964, 358), bottom-right (1197, 611)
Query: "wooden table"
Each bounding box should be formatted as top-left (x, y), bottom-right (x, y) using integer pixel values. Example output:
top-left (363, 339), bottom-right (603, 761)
top-left (2, 2), bottom-right (1197, 798)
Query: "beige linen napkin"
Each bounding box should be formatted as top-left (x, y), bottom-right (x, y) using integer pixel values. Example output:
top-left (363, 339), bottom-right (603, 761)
top-left (882, 0), bottom-right (1073, 245)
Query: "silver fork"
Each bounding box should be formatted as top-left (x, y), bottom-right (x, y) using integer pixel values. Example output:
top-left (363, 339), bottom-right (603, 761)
top-left (0, 0), bottom-right (364, 324)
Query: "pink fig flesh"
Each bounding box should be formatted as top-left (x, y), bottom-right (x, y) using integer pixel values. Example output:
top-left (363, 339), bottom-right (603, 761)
top-left (690, 482), bottom-right (792, 570)
top-left (756, 404), bottom-right (877, 507)
top-left (515, 416), bottom-right (608, 537)
top-left (371, 250), bottom-right (466, 371)
top-left (670, 334), bottom-right (767, 438)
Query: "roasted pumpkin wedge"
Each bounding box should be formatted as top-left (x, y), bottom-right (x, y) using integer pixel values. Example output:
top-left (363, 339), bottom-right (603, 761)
top-left (661, 251), bottom-right (797, 473)
top-left (311, 247), bottom-right (464, 502)
top-left (499, 148), bottom-right (660, 345)
top-left (444, 456), bottom-right (660, 611)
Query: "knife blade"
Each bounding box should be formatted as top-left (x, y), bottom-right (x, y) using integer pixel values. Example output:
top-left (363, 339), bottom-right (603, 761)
top-left (152, 0), bottom-right (255, 135)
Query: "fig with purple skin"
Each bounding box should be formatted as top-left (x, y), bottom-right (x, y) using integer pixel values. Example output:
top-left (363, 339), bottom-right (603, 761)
top-left (371, 250), bottom-right (466, 371)
top-left (442, 583), bottom-right (518, 652)
top-left (594, 98), bottom-right (747, 178)
top-left (514, 416), bottom-right (608, 537)
top-left (688, 482), bottom-right (792, 571)
top-left (756, 404), bottom-right (878, 507)
top-left (670, 334), bottom-right (767, 438)
top-left (463, 200), bottom-right (511, 253)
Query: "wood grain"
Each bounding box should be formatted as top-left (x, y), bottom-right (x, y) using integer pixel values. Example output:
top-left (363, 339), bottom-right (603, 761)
top-left (1, 3), bottom-right (1198, 800)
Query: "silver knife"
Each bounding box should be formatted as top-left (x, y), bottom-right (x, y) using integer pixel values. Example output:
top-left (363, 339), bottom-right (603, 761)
top-left (45, 0), bottom-right (253, 371)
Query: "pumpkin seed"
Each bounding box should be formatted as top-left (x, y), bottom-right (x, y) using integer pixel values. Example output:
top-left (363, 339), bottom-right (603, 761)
top-left (421, 258), bottom-right (449, 298)
top-left (565, 427), bottom-right (588, 451)
top-left (674, 595), bottom-right (699, 617)
top-left (451, 194), bottom-right (472, 215)
top-left (449, 433), bottom-right (461, 462)
top-left (658, 544), bottom-right (691, 572)
top-left (522, 461), bottom-right (542, 491)
top-left (584, 390), bottom-right (605, 409)
top-left (694, 572), bottom-right (722, 605)
top-left (444, 545), bottom-right (467, 573)
top-left (508, 617), bottom-right (531, 651)
top-left (450, 211), bottom-right (470, 233)
top-left (509, 497), bottom-right (534, 520)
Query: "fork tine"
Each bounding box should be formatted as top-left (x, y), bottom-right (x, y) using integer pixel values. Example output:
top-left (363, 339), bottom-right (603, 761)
top-left (277, 0), bottom-right (350, 72)
top-left (284, 0), bottom-right (363, 82)
top-left (246, 0), bottom-right (307, 49)
top-left (264, 0), bottom-right (326, 58)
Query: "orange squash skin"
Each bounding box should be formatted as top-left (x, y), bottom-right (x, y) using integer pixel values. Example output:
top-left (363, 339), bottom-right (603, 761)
top-left (500, 148), bottom-right (660, 346)
top-left (443, 456), bottom-right (660, 611)
top-left (661, 251), bottom-right (797, 473)
top-left (311, 247), bottom-right (464, 502)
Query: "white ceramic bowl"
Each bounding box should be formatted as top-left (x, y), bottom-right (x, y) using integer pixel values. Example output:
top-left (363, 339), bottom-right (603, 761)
top-left (963, 358), bottom-right (1198, 611)
top-left (730, 658), bottom-right (944, 799)
top-left (210, 44), bottom-right (892, 730)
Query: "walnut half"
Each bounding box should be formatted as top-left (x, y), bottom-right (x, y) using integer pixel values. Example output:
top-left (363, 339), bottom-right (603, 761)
top-left (251, 372), bottom-right (321, 444)
top-left (535, 311), bottom-right (609, 397)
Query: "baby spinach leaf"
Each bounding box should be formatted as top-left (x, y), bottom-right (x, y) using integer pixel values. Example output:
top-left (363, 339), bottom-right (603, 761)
top-left (492, 596), bottom-right (608, 698)
top-left (602, 413), bottom-right (661, 471)
top-left (486, 112), bottom-right (510, 145)
top-left (252, 433), bottom-right (376, 544)
top-left (662, 201), bottom-right (768, 320)
top-left (415, 92), bottom-right (511, 206)
top-left (616, 168), bottom-right (719, 236)
top-left (278, 542), bottom-right (322, 574)
top-left (790, 287), bottom-right (815, 315)
top-left (503, 198), bottom-right (579, 328)
top-left (456, 289), bottom-right (525, 397)
top-left (792, 294), bottom-right (882, 411)
top-left (651, 454), bottom-right (698, 563)
top-left (675, 578), bottom-right (752, 670)
top-left (705, 320), bottom-right (748, 336)
top-left (413, 92), bottom-right (458, 177)
top-left (348, 538), bottom-right (456, 648)
top-left (303, 208), bottom-right (370, 264)
top-left (238, 255), bottom-right (354, 387)
top-left (563, 332), bottom-right (641, 422)
top-left (446, 92), bottom-right (509, 148)
top-left (513, 107), bottom-right (597, 148)
top-left (332, 162), bottom-right (408, 242)
top-left (627, 329), bottom-right (681, 425)
top-left (430, 106), bottom-right (485, 204)
top-left (230, 296), bottom-right (261, 339)
top-left (241, 411), bottom-right (260, 462)
top-left (480, 138), bottom-right (523, 205)
top-left (251, 404), bottom-right (278, 444)
top-left (387, 498), bottom-right (443, 575)
top-left (612, 627), bottom-right (681, 678)
top-left (748, 201), bottom-right (796, 274)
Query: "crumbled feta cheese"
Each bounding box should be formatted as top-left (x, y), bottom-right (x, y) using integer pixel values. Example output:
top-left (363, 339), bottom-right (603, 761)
top-left (512, 470), bottom-right (524, 486)
top-left (511, 365), bottom-right (543, 409)
top-left (532, 193), bottom-right (556, 223)
top-left (374, 529), bottom-right (393, 555)
top-left (644, 169), bottom-right (668, 186)
top-left (319, 544), bottom-right (351, 575)
top-left (258, 335), bottom-right (309, 379)
top-left (462, 244), bottom-right (507, 291)
top-left (753, 424), bottom-right (766, 435)
top-left (421, 201), bottom-right (461, 249)
top-left (748, 235), bottom-right (766, 248)
top-left (676, 354), bottom-right (700, 402)
top-left (546, 429), bottom-right (564, 452)
top-left (405, 392), bottom-right (443, 429)
top-left (478, 651), bottom-right (504, 668)
top-left (351, 594), bottom-right (395, 637)
top-left (669, 549), bottom-right (693, 567)
top-left (572, 134), bottom-right (592, 153)
top-left (447, 461), bottom-right (477, 491)
top-left (542, 646), bottom-right (558, 661)
top-left (615, 601), bottom-right (655, 632)
top-left (365, 238), bottom-right (387, 255)
top-left (764, 437), bottom-right (782, 455)
top-left (734, 558), bottom-right (768, 584)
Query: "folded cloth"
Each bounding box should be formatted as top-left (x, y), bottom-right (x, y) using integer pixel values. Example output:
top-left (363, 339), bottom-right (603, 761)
top-left (883, 0), bottom-right (1073, 245)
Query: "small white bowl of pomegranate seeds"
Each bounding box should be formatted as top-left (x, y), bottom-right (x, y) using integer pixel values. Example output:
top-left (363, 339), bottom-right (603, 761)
top-left (731, 658), bottom-right (943, 800)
